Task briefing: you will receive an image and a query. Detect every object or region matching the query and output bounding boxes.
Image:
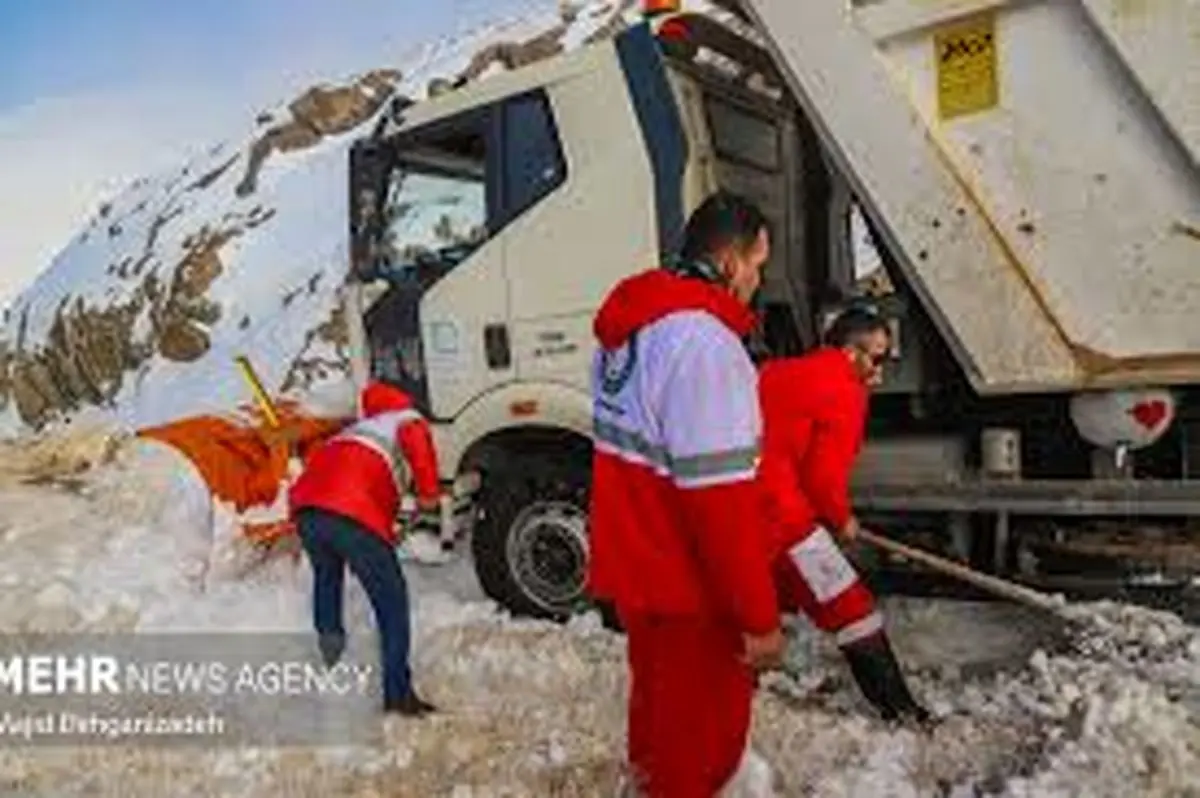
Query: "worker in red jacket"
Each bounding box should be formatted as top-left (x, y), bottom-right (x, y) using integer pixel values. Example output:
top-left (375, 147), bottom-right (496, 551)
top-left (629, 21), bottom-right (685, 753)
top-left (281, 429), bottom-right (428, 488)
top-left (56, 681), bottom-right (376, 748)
top-left (759, 306), bottom-right (929, 725)
top-left (589, 192), bottom-right (783, 797)
top-left (289, 379), bottom-right (441, 716)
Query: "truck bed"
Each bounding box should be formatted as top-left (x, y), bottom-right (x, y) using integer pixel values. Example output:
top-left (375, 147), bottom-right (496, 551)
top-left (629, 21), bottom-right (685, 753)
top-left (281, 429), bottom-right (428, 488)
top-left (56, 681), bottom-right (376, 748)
top-left (741, 0), bottom-right (1200, 394)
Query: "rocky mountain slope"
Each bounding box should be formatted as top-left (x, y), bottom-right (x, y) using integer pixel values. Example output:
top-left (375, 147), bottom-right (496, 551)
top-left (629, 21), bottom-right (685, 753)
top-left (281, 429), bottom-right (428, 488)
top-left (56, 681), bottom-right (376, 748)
top-left (0, 0), bottom-right (650, 434)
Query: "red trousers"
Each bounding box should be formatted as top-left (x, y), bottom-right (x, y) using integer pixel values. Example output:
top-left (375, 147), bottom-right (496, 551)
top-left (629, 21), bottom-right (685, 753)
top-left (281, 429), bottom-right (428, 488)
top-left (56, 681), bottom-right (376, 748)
top-left (622, 613), bottom-right (755, 797)
top-left (773, 526), bottom-right (883, 646)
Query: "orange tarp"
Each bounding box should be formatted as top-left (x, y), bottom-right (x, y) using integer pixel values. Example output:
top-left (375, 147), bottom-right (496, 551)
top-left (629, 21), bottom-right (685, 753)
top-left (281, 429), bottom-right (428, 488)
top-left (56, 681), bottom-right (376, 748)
top-left (137, 400), bottom-right (351, 544)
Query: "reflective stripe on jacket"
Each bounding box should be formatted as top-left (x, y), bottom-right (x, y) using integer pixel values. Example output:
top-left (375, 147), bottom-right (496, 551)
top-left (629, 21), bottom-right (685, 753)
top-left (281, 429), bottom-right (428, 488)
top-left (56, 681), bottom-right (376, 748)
top-left (587, 268), bottom-right (778, 635)
top-left (289, 385), bottom-right (440, 544)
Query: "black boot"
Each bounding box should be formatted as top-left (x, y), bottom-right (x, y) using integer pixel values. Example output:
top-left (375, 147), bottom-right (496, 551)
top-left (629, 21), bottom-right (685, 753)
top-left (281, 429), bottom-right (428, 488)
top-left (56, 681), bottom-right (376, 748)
top-left (384, 689), bottom-right (437, 717)
top-left (840, 631), bottom-right (932, 727)
top-left (317, 631), bottom-right (345, 668)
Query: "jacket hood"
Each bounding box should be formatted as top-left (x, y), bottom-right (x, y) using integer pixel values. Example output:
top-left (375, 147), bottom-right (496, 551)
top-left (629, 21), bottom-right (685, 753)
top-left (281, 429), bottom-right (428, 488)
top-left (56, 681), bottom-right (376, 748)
top-left (593, 269), bottom-right (758, 349)
top-left (360, 381), bottom-right (415, 418)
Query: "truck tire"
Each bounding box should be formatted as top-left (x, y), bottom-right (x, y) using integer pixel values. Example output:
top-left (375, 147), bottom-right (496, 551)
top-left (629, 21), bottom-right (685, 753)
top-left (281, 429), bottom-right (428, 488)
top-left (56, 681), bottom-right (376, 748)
top-left (472, 452), bottom-right (602, 622)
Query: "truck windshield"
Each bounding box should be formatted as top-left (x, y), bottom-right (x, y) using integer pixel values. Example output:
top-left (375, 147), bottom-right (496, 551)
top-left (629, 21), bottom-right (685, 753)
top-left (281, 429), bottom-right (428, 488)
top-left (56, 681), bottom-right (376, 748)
top-left (377, 146), bottom-right (488, 281)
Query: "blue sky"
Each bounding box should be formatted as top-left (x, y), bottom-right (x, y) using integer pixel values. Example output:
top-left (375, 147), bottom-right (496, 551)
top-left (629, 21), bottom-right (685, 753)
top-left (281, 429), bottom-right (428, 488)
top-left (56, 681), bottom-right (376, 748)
top-left (0, 0), bottom-right (541, 305)
top-left (0, 0), bottom-right (513, 111)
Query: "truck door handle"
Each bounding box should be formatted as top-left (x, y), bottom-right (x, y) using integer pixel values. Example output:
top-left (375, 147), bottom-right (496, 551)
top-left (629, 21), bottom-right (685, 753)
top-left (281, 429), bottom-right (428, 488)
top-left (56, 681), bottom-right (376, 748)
top-left (484, 323), bottom-right (511, 370)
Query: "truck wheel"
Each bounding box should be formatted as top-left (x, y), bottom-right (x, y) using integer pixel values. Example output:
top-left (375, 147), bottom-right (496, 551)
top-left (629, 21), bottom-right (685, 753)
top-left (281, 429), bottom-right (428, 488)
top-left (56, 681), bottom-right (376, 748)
top-left (472, 455), bottom-right (596, 621)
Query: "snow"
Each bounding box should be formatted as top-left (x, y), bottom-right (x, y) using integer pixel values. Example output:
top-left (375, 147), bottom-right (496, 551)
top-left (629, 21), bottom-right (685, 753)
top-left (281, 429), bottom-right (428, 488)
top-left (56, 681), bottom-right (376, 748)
top-left (0, 430), bottom-right (1196, 796)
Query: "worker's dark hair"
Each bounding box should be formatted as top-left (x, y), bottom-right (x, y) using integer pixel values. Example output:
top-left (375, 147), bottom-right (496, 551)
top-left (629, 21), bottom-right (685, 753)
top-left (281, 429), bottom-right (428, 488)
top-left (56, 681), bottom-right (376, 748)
top-left (679, 191), bottom-right (770, 263)
top-left (823, 305), bottom-right (891, 347)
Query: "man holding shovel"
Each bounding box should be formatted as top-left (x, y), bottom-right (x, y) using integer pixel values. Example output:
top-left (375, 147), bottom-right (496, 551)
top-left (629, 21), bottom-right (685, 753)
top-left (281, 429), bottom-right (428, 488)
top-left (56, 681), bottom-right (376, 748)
top-left (288, 379), bottom-right (441, 716)
top-left (759, 305), bottom-right (931, 725)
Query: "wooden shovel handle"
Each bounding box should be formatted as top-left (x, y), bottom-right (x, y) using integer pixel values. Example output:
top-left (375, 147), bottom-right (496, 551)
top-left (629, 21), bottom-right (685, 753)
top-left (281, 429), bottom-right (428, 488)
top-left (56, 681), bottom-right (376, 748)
top-left (858, 528), bottom-right (1067, 616)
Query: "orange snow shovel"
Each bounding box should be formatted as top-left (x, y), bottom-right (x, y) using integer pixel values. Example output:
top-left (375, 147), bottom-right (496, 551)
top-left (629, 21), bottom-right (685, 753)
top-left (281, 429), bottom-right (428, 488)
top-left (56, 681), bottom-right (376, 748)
top-left (137, 357), bottom-right (350, 548)
top-left (858, 528), bottom-right (1075, 620)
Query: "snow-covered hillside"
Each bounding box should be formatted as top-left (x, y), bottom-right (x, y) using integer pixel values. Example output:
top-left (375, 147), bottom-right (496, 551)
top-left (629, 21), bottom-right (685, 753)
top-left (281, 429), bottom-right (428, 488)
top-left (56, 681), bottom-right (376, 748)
top-left (0, 0), bottom-right (651, 436)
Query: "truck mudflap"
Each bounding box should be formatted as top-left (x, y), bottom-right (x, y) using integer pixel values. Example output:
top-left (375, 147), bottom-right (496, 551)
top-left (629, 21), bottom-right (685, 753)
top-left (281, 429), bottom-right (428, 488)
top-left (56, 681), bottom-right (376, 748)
top-left (740, 0), bottom-right (1200, 393)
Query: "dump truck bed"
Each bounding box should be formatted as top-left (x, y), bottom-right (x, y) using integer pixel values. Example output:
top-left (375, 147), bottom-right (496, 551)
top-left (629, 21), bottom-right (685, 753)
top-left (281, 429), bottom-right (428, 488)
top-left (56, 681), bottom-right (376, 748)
top-left (740, 0), bottom-right (1200, 394)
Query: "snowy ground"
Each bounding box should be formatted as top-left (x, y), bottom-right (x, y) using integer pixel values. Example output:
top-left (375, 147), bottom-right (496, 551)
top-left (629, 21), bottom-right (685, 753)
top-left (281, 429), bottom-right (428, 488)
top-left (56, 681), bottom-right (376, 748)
top-left (0, 435), bottom-right (1197, 797)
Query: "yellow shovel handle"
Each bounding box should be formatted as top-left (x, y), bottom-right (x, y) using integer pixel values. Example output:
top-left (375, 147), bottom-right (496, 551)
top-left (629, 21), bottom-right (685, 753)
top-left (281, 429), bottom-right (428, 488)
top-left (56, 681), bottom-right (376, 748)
top-left (234, 355), bottom-right (281, 429)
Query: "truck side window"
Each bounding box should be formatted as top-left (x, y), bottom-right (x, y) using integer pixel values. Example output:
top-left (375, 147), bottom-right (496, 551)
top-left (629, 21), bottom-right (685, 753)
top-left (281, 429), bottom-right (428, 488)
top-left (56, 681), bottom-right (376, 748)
top-left (500, 91), bottom-right (566, 226)
top-left (704, 95), bottom-right (780, 171)
top-left (381, 121), bottom-right (491, 277)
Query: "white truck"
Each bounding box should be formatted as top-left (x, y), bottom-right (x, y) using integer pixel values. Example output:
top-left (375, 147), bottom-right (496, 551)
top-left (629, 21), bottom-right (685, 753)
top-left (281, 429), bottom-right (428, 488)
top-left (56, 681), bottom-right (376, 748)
top-left (345, 0), bottom-right (1200, 619)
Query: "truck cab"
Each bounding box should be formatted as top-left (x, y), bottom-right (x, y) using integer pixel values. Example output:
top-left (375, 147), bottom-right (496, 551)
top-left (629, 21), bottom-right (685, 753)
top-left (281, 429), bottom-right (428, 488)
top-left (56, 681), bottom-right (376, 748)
top-left (346, 13), bottom-right (843, 616)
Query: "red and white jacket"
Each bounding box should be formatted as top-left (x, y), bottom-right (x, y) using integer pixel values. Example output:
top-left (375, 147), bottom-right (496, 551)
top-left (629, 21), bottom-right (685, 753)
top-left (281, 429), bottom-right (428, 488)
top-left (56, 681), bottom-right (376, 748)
top-left (289, 381), bottom-right (440, 544)
top-left (586, 269), bottom-right (779, 636)
top-left (758, 347), bottom-right (868, 552)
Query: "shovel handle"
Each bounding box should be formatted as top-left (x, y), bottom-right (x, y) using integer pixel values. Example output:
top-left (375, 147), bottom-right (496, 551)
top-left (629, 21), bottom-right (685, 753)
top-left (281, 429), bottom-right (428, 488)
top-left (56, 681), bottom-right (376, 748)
top-left (235, 354), bottom-right (281, 429)
top-left (858, 528), bottom-right (1067, 616)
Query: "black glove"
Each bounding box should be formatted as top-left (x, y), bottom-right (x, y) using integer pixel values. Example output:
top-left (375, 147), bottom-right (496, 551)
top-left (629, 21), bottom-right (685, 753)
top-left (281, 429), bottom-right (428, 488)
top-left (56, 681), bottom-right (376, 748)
top-left (840, 631), bottom-right (933, 727)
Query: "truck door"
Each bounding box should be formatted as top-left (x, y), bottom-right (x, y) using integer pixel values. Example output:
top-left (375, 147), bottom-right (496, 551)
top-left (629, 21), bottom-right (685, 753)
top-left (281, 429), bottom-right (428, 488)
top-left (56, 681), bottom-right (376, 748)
top-left (359, 105), bottom-right (511, 420)
top-left (701, 86), bottom-right (814, 355)
top-left (502, 42), bottom-right (666, 392)
top-left (361, 89), bottom-right (578, 420)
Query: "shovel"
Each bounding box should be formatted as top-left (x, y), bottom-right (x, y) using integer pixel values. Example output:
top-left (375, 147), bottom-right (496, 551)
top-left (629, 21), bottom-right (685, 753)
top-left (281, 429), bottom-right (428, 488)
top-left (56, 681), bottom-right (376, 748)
top-left (857, 528), bottom-right (1077, 622)
top-left (764, 527), bottom-right (1084, 710)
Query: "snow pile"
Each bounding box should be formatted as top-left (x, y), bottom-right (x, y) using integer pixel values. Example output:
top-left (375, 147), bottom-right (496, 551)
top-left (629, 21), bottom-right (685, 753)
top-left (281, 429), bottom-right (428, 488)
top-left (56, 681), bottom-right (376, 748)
top-left (0, 436), bottom-right (1194, 796)
top-left (752, 611), bottom-right (1197, 796)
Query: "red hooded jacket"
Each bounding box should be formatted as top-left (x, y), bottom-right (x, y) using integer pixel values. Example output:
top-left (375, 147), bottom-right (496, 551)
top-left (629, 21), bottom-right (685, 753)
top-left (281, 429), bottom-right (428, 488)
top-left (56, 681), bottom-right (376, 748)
top-left (587, 269), bottom-right (778, 635)
top-left (289, 381), bottom-right (440, 544)
top-left (758, 347), bottom-right (867, 550)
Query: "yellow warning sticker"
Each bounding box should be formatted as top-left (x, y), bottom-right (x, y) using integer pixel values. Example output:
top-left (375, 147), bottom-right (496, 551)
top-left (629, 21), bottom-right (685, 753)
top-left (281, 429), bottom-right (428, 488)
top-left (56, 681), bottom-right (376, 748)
top-left (934, 14), bottom-right (999, 120)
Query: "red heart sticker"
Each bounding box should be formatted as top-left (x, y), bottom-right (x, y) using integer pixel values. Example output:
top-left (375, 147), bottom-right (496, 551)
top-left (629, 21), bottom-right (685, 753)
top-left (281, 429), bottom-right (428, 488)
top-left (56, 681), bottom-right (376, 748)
top-left (1129, 399), bottom-right (1168, 432)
